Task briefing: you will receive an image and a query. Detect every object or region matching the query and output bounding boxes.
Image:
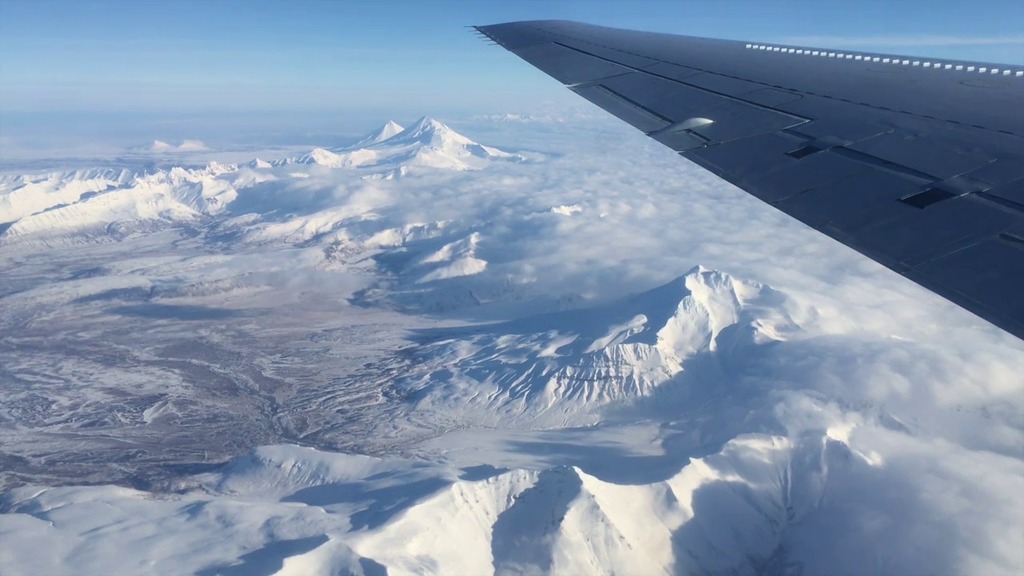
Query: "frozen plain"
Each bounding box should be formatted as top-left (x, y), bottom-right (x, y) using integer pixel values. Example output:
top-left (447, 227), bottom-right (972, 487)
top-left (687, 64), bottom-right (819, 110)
top-left (0, 114), bottom-right (1022, 575)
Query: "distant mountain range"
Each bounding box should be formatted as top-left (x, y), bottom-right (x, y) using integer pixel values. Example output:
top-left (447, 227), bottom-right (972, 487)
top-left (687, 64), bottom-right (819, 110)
top-left (273, 117), bottom-right (524, 170)
top-left (0, 118), bottom-right (523, 246)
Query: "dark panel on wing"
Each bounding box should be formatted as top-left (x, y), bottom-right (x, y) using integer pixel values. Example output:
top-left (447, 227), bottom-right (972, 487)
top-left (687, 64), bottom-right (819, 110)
top-left (475, 20), bottom-right (1024, 340)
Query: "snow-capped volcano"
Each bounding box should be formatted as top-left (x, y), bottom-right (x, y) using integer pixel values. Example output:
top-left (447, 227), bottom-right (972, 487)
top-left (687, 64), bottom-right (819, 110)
top-left (394, 266), bottom-right (797, 426)
top-left (349, 120), bottom-right (405, 148)
top-left (387, 117), bottom-right (472, 147)
top-left (382, 116), bottom-right (519, 163)
top-left (281, 117), bottom-right (524, 172)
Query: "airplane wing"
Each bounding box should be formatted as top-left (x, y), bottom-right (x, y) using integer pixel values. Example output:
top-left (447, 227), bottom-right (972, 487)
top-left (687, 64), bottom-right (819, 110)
top-left (475, 20), bottom-right (1024, 340)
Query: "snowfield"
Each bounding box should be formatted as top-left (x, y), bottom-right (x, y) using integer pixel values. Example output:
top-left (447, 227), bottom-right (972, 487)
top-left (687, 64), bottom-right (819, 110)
top-left (0, 116), bottom-right (1021, 575)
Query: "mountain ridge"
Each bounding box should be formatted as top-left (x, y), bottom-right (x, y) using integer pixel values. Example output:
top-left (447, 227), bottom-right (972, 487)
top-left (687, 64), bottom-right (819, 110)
top-left (0, 116), bottom-right (523, 246)
top-left (391, 266), bottom-right (798, 426)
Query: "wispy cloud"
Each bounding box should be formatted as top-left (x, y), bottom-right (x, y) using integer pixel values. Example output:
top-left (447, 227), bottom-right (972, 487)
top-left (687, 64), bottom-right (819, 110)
top-left (773, 34), bottom-right (1024, 48)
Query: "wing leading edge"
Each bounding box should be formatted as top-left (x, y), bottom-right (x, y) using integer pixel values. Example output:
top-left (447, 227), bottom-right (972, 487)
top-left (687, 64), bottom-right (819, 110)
top-left (475, 20), bottom-right (1024, 340)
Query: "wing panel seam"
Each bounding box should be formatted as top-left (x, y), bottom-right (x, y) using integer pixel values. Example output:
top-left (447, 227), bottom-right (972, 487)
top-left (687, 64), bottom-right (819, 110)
top-left (552, 41), bottom-right (812, 124)
top-left (544, 36), bottom-right (1020, 138)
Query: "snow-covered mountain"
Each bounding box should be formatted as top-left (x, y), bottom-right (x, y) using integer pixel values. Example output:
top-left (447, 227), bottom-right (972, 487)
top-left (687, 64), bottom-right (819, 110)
top-left (277, 117), bottom-right (524, 171)
top-left (0, 164), bottom-right (238, 246)
top-left (393, 266), bottom-right (796, 426)
top-left (0, 116), bottom-right (524, 248)
top-left (0, 168), bottom-right (136, 224)
top-left (5, 430), bottom-right (1020, 576)
top-left (350, 120), bottom-right (405, 148)
top-left (1, 116), bottom-right (1021, 576)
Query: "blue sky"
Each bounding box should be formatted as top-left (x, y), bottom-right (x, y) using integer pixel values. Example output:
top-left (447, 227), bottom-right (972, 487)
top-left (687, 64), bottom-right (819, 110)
top-left (1, 0), bottom-right (1022, 144)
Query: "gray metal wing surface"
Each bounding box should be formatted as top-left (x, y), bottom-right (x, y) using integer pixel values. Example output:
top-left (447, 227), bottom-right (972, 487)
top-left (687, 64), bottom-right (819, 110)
top-left (474, 20), bottom-right (1024, 340)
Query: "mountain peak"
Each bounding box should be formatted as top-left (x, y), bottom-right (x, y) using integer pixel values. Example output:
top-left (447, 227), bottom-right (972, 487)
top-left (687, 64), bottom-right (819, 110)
top-left (352, 120), bottom-right (406, 148)
top-left (409, 116), bottom-right (446, 131)
top-left (382, 119), bottom-right (404, 134)
top-left (396, 116), bottom-right (459, 141)
top-left (277, 115), bottom-right (522, 172)
top-left (388, 266), bottom-right (797, 423)
top-left (382, 117), bottom-right (481, 154)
